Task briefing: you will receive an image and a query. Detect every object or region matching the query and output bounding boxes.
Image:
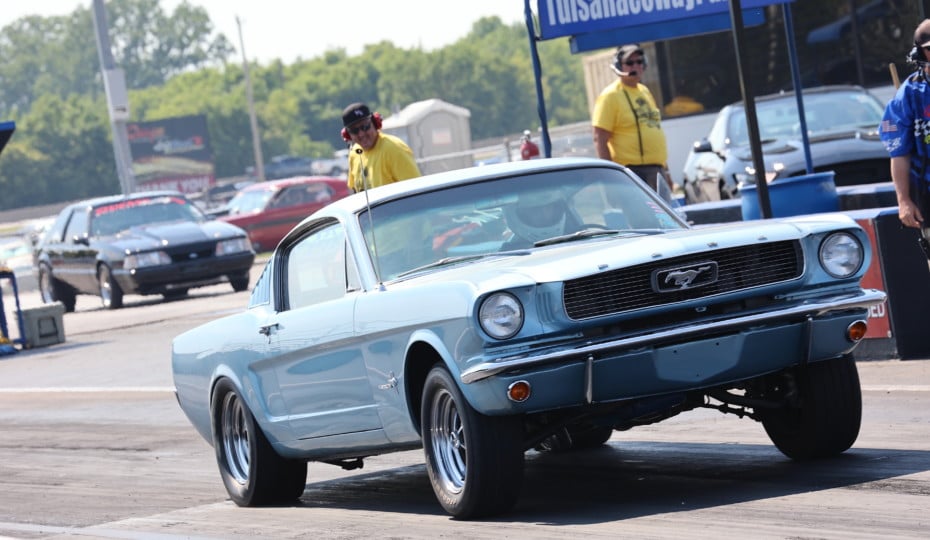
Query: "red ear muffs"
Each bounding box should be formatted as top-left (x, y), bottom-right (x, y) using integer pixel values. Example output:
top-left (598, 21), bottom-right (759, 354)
top-left (341, 112), bottom-right (382, 141)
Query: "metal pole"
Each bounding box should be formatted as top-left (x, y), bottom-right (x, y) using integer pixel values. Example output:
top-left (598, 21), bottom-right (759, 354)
top-left (524, 0), bottom-right (552, 158)
top-left (729, 0), bottom-right (772, 219)
top-left (236, 16), bottom-right (265, 183)
top-left (91, 0), bottom-right (135, 195)
top-left (783, 2), bottom-right (813, 174)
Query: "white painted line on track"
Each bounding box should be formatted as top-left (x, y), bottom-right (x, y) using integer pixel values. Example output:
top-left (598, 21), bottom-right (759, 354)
top-left (861, 385), bottom-right (930, 392)
top-left (0, 386), bottom-right (175, 393)
top-left (0, 520), bottom-right (221, 539)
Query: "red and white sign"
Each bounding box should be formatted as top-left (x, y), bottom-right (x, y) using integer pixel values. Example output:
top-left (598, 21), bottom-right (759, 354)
top-left (855, 217), bottom-right (891, 339)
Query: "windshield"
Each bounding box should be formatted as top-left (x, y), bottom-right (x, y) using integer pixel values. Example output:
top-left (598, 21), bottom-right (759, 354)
top-left (359, 167), bottom-right (686, 281)
top-left (226, 189), bottom-right (274, 215)
top-left (90, 196), bottom-right (203, 236)
top-left (727, 89), bottom-right (884, 146)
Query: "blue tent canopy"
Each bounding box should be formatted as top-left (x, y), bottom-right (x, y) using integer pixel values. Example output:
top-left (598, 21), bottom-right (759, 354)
top-left (0, 121), bottom-right (15, 157)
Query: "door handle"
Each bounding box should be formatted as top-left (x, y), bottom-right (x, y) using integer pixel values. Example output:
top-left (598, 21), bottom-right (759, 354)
top-left (258, 323), bottom-right (279, 336)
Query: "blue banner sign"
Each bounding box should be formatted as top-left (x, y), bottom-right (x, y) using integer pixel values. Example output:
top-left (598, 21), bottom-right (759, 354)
top-left (536, 0), bottom-right (791, 40)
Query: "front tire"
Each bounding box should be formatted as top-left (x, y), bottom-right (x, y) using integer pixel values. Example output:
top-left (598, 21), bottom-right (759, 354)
top-left (229, 272), bottom-right (250, 292)
top-left (420, 366), bottom-right (524, 519)
top-left (760, 354), bottom-right (862, 460)
top-left (211, 379), bottom-right (307, 506)
top-left (98, 264), bottom-right (124, 310)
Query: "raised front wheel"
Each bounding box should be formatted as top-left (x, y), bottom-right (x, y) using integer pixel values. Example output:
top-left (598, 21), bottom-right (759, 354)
top-left (420, 366), bottom-right (524, 519)
top-left (760, 354), bottom-right (862, 461)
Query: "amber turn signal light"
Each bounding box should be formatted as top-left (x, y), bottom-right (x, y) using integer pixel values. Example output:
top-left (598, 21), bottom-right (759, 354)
top-left (507, 381), bottom-right (531, 402)
top-left (846, 319), bottom-right (868, 342)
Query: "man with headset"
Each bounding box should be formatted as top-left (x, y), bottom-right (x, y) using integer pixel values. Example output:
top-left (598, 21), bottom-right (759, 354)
top-left (341, 102), bottom-right (420, 193)
top-left (591, 44), bottom-right (674, 194)
top-left (880, 20), bottom-right (930, 260)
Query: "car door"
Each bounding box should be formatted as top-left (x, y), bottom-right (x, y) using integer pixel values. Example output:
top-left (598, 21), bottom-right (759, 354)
top-left (56, 207), bottom-right (99, 293)
top-left (268, 220), bottom-right (381, 439)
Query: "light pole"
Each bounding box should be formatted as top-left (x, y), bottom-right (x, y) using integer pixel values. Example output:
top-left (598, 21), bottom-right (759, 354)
top-left (91, 0), bottom-right (135, 195)
top-left (236, 16), bottom-right (265, 183)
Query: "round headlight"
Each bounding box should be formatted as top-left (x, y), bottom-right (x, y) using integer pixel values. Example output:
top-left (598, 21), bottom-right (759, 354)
top-left (819, 232), bottom-right (864, 278)
top-left (478, 292), bottom-right (524, 340)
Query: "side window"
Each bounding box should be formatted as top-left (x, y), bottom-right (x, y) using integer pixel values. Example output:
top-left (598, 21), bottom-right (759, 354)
top-left (248, 261), bottom-right (272, 308)
top-left (285, 222), bottom-right (348, 310)
top-left (64, 209), bottom-right (89, 242)
top-left (45, 210), bottom-right (72, 244)
top-left (275, 186), bottom-right (304, 208)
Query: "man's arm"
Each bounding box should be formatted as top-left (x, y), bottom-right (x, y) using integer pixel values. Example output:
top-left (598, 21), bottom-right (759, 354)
top-left (593, 126), bottom-right (612, 161)
top-left (891, 155), bottom-right (924, 227)
top-left (390, 141), bottom-right (421, 182)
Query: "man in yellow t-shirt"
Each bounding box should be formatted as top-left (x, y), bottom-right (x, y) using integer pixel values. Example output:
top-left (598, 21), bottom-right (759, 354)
top-left (592, 44), bottom-right (674, 193)
top-left (342, 102), bottom-right (421, 193)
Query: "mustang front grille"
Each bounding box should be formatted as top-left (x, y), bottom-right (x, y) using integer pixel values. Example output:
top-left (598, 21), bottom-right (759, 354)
top-left (168, 246), bottom-right (216, 263)
top-left (563, 240), bottom-right (802, 320)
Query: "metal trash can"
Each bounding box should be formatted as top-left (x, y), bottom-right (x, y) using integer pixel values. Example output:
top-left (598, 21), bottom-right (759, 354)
top-left (21, 302), bottom-right (66, 348)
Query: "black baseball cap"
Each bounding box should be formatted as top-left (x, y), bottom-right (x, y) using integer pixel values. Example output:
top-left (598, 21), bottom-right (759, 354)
top-left (342, 102), bottom-right (371, 127)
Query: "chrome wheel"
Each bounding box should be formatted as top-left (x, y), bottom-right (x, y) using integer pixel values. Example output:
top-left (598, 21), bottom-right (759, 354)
top-left (220, 391), bottom-right (251, 485)
top-left (38, 266), bottom-right (55, 303)
top-left (429, 387), bottom-right (467, 495)
top-left (97, 265), bottom-right (123, 309)
top-left (211, 379), bottom-right (307, 506)
top-left (421, 366), bottom-right (524, 518)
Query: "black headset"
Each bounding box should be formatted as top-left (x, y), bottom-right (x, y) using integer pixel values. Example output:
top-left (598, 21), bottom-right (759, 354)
top-left (611, 45), bottom-right (648, 76)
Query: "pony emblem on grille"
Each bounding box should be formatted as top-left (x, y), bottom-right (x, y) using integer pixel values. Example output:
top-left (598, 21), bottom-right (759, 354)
top-left (654, 262), bottom-right (718, 292)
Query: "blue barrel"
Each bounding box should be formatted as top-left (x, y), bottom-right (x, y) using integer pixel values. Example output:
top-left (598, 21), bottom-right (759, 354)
top-left (740, 171), bottom-right (839, 220)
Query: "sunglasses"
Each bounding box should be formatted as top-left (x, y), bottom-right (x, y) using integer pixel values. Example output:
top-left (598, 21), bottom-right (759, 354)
top-left (347, 122), bottom-right (372, 135)
top-left (623, 59), bottom-right (645, 66)
top-left (922, 45), bottom-right (930, 52)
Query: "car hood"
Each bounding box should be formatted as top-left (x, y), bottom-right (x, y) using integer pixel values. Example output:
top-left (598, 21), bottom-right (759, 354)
top-left (732, 129), bottom-right (883, 163)
top-left (103, 220), bottom-right (245, 251)
top-left (401, 216), bottom-right (854, 290)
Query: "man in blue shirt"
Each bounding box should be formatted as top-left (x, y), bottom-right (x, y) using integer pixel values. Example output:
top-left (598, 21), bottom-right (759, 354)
top-left (880, 19), bottom-right (930, 258)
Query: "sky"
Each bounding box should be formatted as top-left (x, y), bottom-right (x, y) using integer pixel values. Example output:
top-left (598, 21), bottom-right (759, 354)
top-left (0, 0), bottom-right (527, 64)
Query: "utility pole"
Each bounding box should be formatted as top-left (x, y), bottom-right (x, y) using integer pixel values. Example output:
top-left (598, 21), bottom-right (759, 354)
top-left (91, 0), bottom-right (135, 195)
top-left (237, 16), bottom-right (265, 183)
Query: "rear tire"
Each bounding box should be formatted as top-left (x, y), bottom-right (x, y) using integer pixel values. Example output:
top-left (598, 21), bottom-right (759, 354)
top-left (760, 354), bottom-right (862, 460)
top-left (38, 264), bottom-right (76, 312)
top-left (162, 289), bottom-right (189, 300)
top-left (421, 366), bottom-right (524, 519)
top-left (211, 378), bottom-right (307, 506)
top-left (566, 424), bottom-right (614, 449)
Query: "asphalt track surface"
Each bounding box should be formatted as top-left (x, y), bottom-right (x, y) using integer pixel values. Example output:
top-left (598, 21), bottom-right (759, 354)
top-left (0, 269), bottom-right (928, 539)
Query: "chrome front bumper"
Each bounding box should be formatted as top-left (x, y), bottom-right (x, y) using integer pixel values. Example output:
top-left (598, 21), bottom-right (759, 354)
top-left (460, 289), bottom-right (887, 384)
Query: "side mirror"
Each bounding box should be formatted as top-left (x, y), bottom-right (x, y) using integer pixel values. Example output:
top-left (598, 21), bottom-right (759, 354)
top-left (692, 138), bottom-right (712, 153)
top-left (72, 234), bottom-right (89, 246)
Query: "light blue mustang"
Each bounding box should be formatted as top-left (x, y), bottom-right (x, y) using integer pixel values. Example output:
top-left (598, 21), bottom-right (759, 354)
top-left (172, 157), bottom-right (885, 519)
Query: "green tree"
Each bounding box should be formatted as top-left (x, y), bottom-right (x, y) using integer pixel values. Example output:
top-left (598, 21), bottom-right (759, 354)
top-left (0, 94), bottom-right (116, 210)
top-left (0, 0), bottom-right (233, 119)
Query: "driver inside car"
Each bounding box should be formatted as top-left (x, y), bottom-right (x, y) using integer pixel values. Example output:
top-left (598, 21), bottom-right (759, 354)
top-left (502, 189), bottom-right (582, 249)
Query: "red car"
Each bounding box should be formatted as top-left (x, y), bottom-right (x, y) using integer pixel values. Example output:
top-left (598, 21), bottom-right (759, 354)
top-left (218, 177), bottom-right (349, 252)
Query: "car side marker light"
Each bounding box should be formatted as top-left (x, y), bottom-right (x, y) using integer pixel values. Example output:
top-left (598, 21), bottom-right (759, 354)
top-left (507, 381), bottom-right (531, 402)
top-left (846, 320), bottom-right (868, 342)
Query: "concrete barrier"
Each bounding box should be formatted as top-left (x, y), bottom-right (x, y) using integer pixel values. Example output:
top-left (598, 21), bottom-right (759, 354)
top-left (681, 181), bottom-right (897, 225)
